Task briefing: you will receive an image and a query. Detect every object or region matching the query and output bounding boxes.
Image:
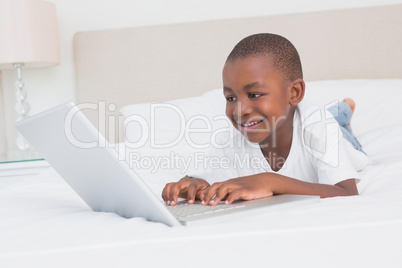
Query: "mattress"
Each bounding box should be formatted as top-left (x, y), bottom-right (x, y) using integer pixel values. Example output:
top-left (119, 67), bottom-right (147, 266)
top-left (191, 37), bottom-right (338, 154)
top-left (1, 79), bottom-right (401, 267)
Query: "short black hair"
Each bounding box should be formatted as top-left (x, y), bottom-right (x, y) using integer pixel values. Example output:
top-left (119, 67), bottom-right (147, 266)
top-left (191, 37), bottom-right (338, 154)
top-left (226, 33), bottom-right (303, 81)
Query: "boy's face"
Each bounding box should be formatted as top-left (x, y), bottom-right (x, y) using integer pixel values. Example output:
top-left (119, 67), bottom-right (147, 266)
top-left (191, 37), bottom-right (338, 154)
top-left (222, 56), bottom-right (293, 145)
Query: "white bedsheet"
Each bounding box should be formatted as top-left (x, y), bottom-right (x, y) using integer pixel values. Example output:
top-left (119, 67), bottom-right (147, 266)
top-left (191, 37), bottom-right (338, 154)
top-left (1, 125), bottom-right (402, 267)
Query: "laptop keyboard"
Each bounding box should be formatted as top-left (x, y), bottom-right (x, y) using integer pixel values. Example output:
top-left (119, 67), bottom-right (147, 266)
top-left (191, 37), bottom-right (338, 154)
top-left (167, 201), bottom-right (246, 219)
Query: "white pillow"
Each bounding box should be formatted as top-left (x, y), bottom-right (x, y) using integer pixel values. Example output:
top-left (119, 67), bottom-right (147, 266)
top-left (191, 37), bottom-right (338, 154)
top-left (304, 79), bottom-right (402, 136)
top-left (120, 88), bottom-right (229, 150)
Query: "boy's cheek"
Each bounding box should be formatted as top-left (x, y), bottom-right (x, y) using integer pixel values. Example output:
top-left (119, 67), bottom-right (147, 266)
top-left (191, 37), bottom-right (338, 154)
top-left (225, 108), bottom-right (232, 119)
top-left (229, 118), bottom-right (240, 130)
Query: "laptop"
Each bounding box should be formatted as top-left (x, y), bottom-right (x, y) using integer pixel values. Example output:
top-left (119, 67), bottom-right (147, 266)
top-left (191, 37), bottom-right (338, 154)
top-left (16, 102), bottom-right (319, 227)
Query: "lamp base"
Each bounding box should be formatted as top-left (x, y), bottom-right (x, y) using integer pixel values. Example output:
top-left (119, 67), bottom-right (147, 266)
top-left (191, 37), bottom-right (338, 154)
top-left (14, 63), bottom-right (31, 151)
top-left (16, 133), bottom-right (31, 151)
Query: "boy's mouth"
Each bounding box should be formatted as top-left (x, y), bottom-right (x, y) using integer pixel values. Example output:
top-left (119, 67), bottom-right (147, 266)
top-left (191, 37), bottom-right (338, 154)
top-left (237, 119), bottom-right (264, 129)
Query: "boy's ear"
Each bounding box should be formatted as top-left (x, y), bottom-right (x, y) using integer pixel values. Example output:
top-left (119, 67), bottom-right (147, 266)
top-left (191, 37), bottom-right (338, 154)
top-left (289, 79), bottom-right (305, 106)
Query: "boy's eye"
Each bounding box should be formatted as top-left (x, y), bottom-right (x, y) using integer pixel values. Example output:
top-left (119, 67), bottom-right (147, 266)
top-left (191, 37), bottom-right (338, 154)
top-left (248, 93), bottom-right (262, 99)
top-left (225, 96), bottom-right (236, 102)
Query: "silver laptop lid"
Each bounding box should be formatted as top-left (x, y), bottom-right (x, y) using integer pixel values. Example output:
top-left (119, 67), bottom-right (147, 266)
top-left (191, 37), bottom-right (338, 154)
top-left (16, 102), bottom-right (181, 227)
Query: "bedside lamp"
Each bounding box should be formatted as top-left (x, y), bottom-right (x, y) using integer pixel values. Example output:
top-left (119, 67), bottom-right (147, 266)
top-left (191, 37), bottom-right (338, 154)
top-left (0, 0), bottom-right (59, 151)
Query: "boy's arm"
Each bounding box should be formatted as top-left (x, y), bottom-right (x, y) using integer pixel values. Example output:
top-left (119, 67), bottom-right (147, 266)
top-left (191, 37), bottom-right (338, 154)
top-left (201, 173), bottom-right (358, 205)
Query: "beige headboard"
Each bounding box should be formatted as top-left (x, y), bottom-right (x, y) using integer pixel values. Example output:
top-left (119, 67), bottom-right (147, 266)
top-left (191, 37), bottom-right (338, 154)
top-left (73, 4), bottom-right (402, 139)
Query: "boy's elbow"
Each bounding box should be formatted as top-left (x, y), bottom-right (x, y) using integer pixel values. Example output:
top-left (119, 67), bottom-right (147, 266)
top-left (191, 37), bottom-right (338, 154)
top-left (335, 178), bottom-right (359, 197)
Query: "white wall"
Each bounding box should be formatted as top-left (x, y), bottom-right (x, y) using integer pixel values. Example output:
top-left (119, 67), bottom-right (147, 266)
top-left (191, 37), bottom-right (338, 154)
top-left (2, 0), bottom-right (402, 152)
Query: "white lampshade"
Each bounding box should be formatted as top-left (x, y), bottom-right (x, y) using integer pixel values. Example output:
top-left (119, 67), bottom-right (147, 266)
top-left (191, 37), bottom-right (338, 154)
top-left (0, 0), bottom-right (60, 70)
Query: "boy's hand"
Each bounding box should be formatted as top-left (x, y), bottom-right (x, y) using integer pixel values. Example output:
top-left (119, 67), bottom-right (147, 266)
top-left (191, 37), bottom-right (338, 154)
top-left (162, 176), bottom-right (210, 206)
top-left (200, 175), bottom-right (274, 206)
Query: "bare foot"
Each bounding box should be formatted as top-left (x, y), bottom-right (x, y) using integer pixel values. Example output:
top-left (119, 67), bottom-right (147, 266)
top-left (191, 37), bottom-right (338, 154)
top-left (343, 98), bottom-right (355, 114)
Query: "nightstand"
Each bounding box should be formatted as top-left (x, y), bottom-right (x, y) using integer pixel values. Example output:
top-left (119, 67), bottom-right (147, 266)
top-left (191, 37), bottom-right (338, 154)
top-left (0, 151), bottom-right (50, 188)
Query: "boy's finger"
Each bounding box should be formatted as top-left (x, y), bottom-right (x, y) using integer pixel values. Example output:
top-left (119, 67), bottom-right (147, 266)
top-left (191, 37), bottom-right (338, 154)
top-left (187, 183), bottom-right (197, 204)
top-left (201, 183), bottom-right (220, 205)
top-left (198, 190), bottom-right (206, 200)
top-left (162, 183), bottom-right (172, 203)
top-left (209, 186), bottom-right (229, 205)
top-left (168, 183), bottom-right (184, 206)
top-left (225, 189), bottom-right (243, 204)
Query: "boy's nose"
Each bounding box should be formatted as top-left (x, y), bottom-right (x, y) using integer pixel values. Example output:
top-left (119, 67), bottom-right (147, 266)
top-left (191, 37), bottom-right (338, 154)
top-left (233, 101), bottom-right (253, 116)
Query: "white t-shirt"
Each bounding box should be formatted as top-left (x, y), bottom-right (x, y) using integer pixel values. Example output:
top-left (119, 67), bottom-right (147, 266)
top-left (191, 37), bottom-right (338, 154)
top-left (188, 100), bottom-right (369, 185)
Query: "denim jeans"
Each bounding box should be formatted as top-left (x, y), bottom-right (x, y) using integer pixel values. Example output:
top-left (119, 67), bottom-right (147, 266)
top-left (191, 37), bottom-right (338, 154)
top-left (327, 102), bottom-right (366, 154)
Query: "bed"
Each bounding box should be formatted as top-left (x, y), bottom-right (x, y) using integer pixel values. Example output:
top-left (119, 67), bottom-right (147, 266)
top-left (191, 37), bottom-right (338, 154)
top-left (1, 4), bottom-right (402, 267)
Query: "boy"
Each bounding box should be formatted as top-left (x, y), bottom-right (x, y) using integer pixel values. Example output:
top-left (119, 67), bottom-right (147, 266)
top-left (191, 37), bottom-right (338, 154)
top-left (162, 33), bottom-right (368, 206)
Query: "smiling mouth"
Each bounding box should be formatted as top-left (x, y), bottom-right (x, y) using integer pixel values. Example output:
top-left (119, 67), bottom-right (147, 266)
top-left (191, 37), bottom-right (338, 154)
top-left (238, 119), bottom-right (264, 128)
